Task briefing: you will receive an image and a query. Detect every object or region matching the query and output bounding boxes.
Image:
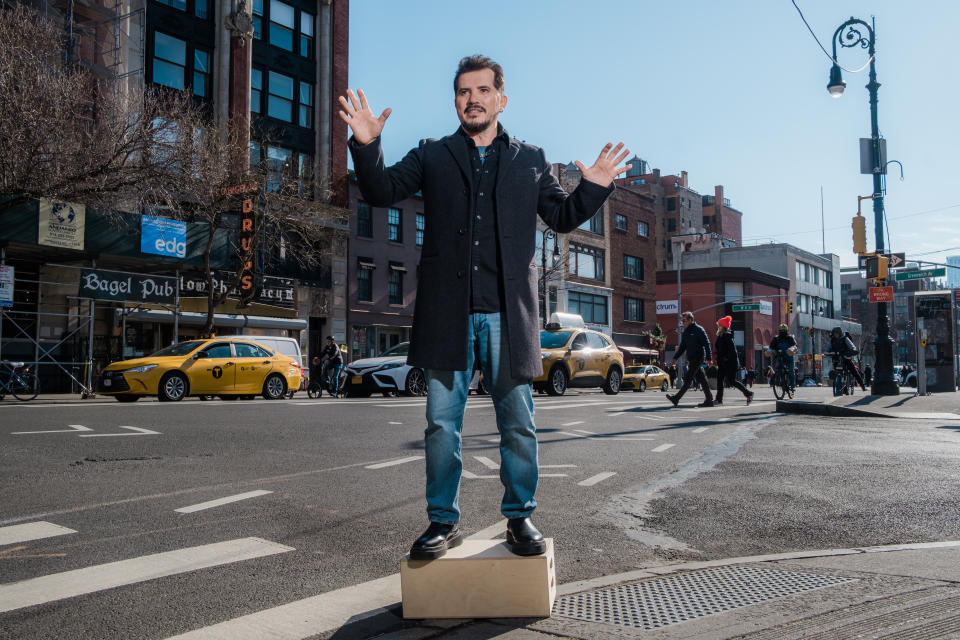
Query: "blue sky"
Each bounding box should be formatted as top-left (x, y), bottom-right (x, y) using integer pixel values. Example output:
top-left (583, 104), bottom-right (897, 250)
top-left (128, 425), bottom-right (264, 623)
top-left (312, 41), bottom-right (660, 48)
top-left (347, 0), bottom-right (960, 273)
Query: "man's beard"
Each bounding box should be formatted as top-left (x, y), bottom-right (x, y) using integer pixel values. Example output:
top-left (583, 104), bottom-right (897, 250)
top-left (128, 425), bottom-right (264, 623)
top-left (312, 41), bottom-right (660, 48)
top-left (460, 111), bottom-right (496, 134)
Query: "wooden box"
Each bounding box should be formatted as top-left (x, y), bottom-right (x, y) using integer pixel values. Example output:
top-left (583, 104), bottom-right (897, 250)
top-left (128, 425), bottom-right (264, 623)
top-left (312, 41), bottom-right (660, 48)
top-left (401, 538), bottom-right (556, 619)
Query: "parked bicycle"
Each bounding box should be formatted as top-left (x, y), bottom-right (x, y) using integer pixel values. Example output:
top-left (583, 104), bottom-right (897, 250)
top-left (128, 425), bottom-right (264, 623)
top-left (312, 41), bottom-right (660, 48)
top-left (826, 352), bottom-right (858, 396)
top-left (0, 360), bottom-right (40, 401)
top-left (765, 348), bottom-right (794, 400)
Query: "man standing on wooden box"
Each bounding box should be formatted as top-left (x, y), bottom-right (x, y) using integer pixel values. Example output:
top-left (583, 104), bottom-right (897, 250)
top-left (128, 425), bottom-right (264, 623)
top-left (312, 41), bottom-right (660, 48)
top-left (341, 55), bottom-right (629, 559)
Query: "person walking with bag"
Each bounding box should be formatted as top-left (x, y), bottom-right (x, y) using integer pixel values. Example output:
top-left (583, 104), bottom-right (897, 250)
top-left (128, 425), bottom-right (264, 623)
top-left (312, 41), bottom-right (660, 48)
top-left (714, 316), bottom-right (753, 405)
top-left (667, 311), bottom-right (714, 407)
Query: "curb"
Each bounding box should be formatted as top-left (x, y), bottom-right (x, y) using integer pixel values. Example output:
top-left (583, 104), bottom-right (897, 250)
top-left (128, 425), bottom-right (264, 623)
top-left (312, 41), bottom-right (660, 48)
top-left (775, 400), bottom-right (893, 418)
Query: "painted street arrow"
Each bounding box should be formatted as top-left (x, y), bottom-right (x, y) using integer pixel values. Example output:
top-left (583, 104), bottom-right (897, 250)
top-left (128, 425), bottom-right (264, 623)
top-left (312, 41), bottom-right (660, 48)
top-left (78, 426), bottom-right (161, 437)
top-left (11, 424), bottom-right (93, 435)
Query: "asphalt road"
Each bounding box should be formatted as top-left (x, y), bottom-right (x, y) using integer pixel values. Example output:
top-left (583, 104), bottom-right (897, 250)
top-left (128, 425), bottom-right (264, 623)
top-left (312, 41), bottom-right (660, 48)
top-left (2, 385), bottom-right (959, 639)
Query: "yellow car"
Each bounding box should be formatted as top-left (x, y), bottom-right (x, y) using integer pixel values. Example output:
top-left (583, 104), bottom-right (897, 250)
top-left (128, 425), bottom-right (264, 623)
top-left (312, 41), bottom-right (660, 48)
top-left (621, 365), bottom-right (671, 392)
top-left (534, 323), bottom-right (624, 396)
top-left (100, 338), bottom-right (303, 402)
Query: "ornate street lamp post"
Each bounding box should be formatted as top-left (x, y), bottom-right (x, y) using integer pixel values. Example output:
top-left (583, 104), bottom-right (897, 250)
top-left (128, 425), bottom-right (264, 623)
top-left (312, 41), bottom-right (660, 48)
top-left (827, 16), bottom-right (898, 395)
top-left (540, 229), bottom-right (560, 327)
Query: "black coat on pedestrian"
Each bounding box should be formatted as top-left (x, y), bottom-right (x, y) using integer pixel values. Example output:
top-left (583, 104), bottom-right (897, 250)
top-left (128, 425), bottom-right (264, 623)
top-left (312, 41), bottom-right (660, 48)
top-left (675, 322), bottom-right (711, 364)
top-left (715, 330), bottom-right (739, 370)
top-left (350, 129), bottom-right (613, 378)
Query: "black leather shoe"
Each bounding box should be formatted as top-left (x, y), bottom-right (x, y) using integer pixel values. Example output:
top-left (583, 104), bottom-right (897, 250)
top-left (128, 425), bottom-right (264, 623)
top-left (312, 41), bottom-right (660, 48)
top-left (666, 393), bottom-right (679, 407)
top-left (697, 400), bottom-right (714, 407)
top-left (506, 517), bottom-right (546, 556)
top-left (410, 522), bottom-right (462, 560)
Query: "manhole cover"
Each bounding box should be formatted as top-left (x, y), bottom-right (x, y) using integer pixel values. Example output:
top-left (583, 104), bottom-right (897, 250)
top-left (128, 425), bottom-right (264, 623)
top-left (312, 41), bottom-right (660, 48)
top-left (553, 565), bottom-right (856, 630)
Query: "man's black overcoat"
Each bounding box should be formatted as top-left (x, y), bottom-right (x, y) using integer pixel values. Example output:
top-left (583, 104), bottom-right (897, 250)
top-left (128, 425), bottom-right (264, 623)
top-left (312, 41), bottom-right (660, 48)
top-left (350, 129), bottom-right (613, 379)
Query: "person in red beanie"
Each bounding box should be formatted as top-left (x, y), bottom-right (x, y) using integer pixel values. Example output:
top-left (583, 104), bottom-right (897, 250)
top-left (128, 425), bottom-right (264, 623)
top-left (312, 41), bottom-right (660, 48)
top-left (714, 315), bottom-right (753, 405)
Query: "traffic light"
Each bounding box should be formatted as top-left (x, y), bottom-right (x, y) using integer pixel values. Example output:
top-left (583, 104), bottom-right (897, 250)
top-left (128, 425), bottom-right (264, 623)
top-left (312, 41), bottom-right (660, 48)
top-left (852, 214), bottom-right (867, 255)
top-left (865, 255), bottom-right (889, 281)
top-left (785, 301), bottom-right (794, 314)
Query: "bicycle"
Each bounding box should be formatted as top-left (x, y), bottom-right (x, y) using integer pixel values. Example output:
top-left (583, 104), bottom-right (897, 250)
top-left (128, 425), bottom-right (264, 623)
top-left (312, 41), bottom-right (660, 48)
top-left (765, 348), bottom-right (794, 400)
top-left (307, 366), bottom-right (346, 398)
top-left (826, 352), bottom-right (857, 396)
top-left (0, 360), bottom-right (40, 401)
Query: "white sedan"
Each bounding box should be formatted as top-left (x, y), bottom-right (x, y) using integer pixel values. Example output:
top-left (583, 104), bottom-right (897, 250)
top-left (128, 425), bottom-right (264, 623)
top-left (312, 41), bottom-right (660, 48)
top-left (341, 341), bottom-right (487, 398)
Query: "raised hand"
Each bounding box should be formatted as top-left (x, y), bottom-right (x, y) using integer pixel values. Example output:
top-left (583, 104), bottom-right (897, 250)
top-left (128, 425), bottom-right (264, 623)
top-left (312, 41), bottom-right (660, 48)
top-left (338, 89), bottom-right (391, 145)
top-left (574, 142), bottom-right (632, 188)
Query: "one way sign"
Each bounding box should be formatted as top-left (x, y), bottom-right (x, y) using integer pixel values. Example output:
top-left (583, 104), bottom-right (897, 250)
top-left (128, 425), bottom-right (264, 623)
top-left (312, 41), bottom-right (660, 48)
top-left (859, 252), bottom-right (905, 270)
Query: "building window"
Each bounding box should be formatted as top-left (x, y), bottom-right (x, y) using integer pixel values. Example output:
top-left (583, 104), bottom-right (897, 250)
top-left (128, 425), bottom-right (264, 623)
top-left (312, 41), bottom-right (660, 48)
top-left (637, 220), bottom-right (649, 237)
top-left (251, 68), bottom-right (262, 113)
top-left (416, 213), bottom-right (425, 246)
top-left (387, 208), bottom-right (402, 243)
top-left (357, 263), bottom-right (372, 302)
top-left (300, 11), bottom-right (314, 58)
top-left (667, 197), bottom-right (677, 212)
top-left (388, 263), bottom-right (404, 305)
top-left (269, 0), bottom-right (295, 50)
top-left (667, 218), bottom-right (676, 232)
top-left (252, 0), bottom-right (263, 38)
top-left (155, 0), bottom-right (186, 11)
top-left (152, 32), bottom-right (186, 90)
top-left (357, 201), bottom-right (372, 238)
top-left (623, 255), bottom-right (644, 281)
top-left (579, 212), bottom-right (603, 235)
top-left (194, 0), bottom-right (207, 18)
top-left (298, 81), bottom-right (313, 128)
top-left (249, 140), bottom-right (261, 172)
top-left (571, 244), bottom-right (604, 281)
top-left (569, 291), bottom-right (607, 324)
top-left (265, 145), bottom-right (291, 192)
top-left (193, 49), bottom-right (210, 97)
top-left (615, 214), bottom-right (627, 231)
top-left (624, 297), bottom-right (644, 322)
top-left (267, 71), bottom-right (293, 121)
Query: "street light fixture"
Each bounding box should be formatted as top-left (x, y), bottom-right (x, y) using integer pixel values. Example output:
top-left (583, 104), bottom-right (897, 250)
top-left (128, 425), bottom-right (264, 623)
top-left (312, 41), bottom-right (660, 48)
top-left (540, 229), bottom-right (560, 327)
top-left (825, 15), bottom-right (898, 395)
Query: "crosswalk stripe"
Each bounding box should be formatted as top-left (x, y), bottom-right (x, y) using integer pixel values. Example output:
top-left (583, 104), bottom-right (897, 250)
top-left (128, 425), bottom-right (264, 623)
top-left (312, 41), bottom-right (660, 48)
top-left (652, 443), bottom-right (676, 453)
top-left (364, 456), bottom-right (423, 470)
top-left (473, 456), bottom-right (499, 470)
top-left (0, 521), bottom-right (77, 546)
top-left (164, 574), bottom-right (401, 640)
top-left (175, 491), bottom-right (273, 514)
top-left (0, 537), bottom-right (293, 614)
top-left (578, 472), bottom-right (617, 487)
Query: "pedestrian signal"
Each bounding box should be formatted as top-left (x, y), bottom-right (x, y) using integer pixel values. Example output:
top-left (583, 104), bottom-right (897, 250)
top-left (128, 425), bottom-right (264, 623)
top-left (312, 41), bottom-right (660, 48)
top-left (852, 215), bottom-right (867, 255)
top-left (865, 255), bottom-right (889, 281)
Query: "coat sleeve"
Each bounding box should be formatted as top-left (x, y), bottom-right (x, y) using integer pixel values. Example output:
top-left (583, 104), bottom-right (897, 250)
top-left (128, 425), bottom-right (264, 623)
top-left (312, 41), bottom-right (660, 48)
top-left (674, 330), bottom-right (687, 359)
top-left (700, 327), bottom-right (712, 361)
top-left (534, 148), bottom-right (614, 233)
top-left (348, 136), bottom-right (424, 207)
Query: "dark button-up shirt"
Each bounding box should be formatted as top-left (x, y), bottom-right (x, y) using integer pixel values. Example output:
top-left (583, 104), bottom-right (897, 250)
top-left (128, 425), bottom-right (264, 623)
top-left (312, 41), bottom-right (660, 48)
top-left (459, 125), bottom-right (510, 313)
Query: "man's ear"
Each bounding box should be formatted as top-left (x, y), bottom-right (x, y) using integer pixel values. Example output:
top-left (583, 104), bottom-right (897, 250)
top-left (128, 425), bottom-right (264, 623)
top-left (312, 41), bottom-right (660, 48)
top-left (499, 93), bottom-right (508, 112)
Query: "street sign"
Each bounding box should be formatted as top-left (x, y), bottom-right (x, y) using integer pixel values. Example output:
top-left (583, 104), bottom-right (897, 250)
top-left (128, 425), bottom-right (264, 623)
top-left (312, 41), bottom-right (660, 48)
top-left (868, 286), bottom-right (894, 303)
top-left (731, 303), bottom-right (761, 312)
top-left (858, 252), bottom-right (905, 270)
top-left (895, 268), bottom-right (946, 281)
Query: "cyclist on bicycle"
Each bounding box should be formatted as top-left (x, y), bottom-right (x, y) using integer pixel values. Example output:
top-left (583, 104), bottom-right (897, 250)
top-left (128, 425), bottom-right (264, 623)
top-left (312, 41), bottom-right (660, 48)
top-left (768, 324), bottom-right (798, 390)
top-left (319, 335), bottom-right (344, 397)
top-left (827, 327), bottom-right (866, 392)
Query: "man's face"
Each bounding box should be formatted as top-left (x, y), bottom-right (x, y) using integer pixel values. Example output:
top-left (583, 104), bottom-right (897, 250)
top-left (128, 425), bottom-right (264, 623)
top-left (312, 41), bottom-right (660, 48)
top-left (682, 316), bottom-right (692, 328)
top-left (455, 68), bottom-right (506, 135)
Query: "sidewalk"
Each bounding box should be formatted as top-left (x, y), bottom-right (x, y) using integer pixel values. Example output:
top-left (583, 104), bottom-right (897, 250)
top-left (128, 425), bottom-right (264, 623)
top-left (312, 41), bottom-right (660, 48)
top-left (316, 540), bottom-right (960, 639)
top-left (777, 386), bottom-right (960, 420)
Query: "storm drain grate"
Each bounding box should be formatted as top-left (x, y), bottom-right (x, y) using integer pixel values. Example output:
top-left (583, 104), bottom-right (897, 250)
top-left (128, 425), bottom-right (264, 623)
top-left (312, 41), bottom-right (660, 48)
top-left (553, 565), bottom-right (856, 630)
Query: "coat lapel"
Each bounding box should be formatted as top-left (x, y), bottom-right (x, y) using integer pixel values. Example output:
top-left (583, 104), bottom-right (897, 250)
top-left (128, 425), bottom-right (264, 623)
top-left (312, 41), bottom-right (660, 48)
top-left (495, 137), bottom-right (521, 191)
top-left (441, 130), bottom-right (471, 183)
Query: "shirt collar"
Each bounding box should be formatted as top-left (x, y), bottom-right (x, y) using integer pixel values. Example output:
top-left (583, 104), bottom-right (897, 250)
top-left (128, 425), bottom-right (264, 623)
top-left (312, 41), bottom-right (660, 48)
top-left (458, 123), bottom-right (510, 147)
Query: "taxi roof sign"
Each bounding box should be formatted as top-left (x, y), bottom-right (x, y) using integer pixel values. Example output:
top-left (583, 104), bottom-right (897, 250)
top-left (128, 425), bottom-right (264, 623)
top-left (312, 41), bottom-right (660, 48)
top-left (546, 312), bottom-right (586, 330)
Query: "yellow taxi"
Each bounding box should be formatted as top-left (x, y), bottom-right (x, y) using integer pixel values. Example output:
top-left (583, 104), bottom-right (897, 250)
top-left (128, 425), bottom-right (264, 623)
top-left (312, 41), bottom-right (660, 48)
top-left (621, 364), bottom-right (671, 392)
top-left (534, 313), bottom-right (624, 396)
top-left (99, 338), bottom-right (302, 402)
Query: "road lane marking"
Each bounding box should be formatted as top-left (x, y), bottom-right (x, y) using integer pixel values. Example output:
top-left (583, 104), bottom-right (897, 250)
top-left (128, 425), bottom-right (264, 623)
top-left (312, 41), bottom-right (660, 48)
top-left (487, 437), bottom-right (501, 443)
top-left (175, 491), bottom-right (273, 514)
top-left (0, 537), bottom-right (293, 614)
top-left (692, 427), bottom-right (709, 433)
top-left (11, 424), bottom-right (93, 435)
top-left (364, 456), bottom-right (423, 470)
top-left (0, 521), bottom-right (77, 546)
top-left (562, 421), bottom-right (585, 427)
top-left (473, 456), bottom-right (499, 470)
top-left (388, 421), bottom-right (402, 425)
top-left (79, 426), bottom-right (160, 437)
top-left (555, 431), bottom-right (655, 441)
top-left (608, 412), bottom-right (625, 417)
top-left (634, 415), bottom-right (663, 421)
top-left (579, 472), bottom-right (617, 487)
top-left (540, 474), bottom-right (569, 478)
top-left (540, 464), bottom-right (577, 468)
top-left (652, 443), bottom-right (676, 452)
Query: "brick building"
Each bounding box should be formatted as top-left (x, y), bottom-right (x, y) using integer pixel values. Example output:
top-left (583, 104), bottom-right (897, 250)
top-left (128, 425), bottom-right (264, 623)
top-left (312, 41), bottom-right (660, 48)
top-left (701, 185), bottom-right (743, 245)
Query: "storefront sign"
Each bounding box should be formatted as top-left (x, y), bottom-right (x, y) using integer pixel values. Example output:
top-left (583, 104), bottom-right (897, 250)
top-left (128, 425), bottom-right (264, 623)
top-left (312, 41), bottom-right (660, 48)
top-left (0, 265), bottom-right (13, 307)
top-left (38, 200), bottom-right (85, 250)
top-left (178, 272), bottom-right (295, 308)
top-left (141, 215), bottom-right (187, 258)
top-left (79, 269), bottom-right (177, 303)
top-left (656, 300), bottom-right (678, 315)
top-left (238, 191), bottom-right (258, 304)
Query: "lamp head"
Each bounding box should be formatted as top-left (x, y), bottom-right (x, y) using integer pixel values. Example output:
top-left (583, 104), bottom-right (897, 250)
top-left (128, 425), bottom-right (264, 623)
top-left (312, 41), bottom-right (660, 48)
top-left (827, 63), bottom-right (846, 98)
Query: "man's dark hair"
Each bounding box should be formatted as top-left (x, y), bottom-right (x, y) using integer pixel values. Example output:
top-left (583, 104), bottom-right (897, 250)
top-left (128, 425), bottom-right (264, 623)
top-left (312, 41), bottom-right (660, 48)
top-left (454, 55), bottom-right (505, 93)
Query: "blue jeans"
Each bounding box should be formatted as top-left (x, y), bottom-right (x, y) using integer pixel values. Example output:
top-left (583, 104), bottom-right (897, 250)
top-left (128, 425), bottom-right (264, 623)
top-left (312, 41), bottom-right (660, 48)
top-left (774, 354), bottom-right (795, 387)
top-left (424, 312), bottom-right (538, 524)
top-left (322, 362), bottom-right (342, 394)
